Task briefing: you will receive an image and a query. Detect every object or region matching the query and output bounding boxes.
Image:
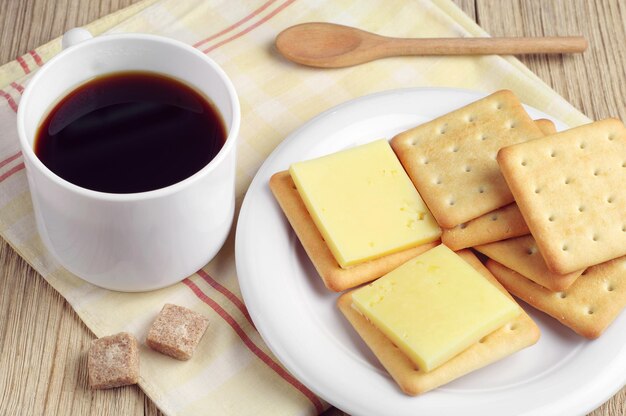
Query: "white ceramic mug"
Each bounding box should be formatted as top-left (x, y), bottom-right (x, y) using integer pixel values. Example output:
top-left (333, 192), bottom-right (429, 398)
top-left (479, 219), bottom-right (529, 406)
top-left (17, 29), bottom-right (240, 291)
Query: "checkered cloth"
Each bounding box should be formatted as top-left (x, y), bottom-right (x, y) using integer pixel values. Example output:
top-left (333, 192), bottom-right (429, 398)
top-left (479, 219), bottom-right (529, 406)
top-left (0, 0), bottom-right (589, 414)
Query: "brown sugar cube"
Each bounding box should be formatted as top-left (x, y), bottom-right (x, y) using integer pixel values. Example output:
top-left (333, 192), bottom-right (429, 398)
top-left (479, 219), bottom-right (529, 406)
top-left (88, 332), bottom-right (139, 389)
top-left (146, 304), bottom-right (209, 360)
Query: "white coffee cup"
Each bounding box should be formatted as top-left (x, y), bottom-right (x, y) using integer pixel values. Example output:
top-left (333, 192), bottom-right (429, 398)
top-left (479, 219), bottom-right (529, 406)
top-left (17, 29), bottom-right (240, 292)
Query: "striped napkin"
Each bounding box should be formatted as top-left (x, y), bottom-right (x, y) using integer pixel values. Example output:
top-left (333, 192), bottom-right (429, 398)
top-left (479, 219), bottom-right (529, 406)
top-left (0, 0), bottom-right (590, 415)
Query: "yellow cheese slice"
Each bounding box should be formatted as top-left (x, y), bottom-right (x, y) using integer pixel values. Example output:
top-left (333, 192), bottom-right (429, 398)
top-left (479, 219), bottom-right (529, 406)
top-left (289, 139), bottom-right (440, 268)
top-left (351, 244), bottom-right (520, 372)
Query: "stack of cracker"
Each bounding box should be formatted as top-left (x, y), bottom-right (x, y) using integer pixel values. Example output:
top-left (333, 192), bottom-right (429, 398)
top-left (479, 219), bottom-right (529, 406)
top-left (487, 118), bottom-right (626, 339)
top-left (269, 91), bottom-right (550, 395)
top-left (390, 90), bottom-right (548, 245)
top-left (392, 95), bottom-right (626, 340)
top-left (270, 90), bottom-right (625, 396)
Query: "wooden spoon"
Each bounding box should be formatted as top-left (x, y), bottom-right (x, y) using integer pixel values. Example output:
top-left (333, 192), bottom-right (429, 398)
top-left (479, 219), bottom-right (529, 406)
top-left (275, 22), bottom-right (588, 68)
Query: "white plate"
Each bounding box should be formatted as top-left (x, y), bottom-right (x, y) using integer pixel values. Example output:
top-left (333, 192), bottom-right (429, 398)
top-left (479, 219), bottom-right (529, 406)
top-left (235, 88), bottom-right (626, 416)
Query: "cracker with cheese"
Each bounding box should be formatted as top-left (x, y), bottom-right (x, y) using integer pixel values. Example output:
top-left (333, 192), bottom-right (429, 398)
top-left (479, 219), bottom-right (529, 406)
top-left (338, 247), bottom-right (539, 395)
top-left (270, 139), bottom-right (441, 292)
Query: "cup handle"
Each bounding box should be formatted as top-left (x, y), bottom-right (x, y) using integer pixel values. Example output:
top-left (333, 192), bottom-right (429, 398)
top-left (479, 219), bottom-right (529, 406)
top-left (62, 28), bottom-right (93, 50)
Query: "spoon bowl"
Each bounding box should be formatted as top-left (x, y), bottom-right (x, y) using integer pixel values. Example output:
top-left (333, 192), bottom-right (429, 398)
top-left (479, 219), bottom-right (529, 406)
top-left (276, 22), bottom-right (387, 68)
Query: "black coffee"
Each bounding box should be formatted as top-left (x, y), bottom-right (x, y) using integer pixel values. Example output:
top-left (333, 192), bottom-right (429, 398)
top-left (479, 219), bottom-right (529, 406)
top-left (35, 71), bottom-right (226, 193)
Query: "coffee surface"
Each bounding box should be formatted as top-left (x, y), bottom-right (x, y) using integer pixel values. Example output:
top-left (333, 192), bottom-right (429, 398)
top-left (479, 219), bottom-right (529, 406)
top-left (35, 71), bottom-right (226, 193)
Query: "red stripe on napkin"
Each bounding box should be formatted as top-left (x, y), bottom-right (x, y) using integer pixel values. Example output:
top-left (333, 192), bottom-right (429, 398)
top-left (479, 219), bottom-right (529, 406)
top-left (184, 278), bottom-right (324, 414)
top-left (203, 0), bottom-right (296, 54)
top-left (10, 82), bottom-right (24, 94)
top-left (16, 56), bottom-right (30, 74)
top-left (28, 50), bottom-right (44, 67)
top-left (0, 163), bottom-right (25, 183)
top-left (0, 90), bottom-right (18, 113)
top-left (0, 152), bottom-right (22, 169)
top-left (196, 269), bottom-right (253, 326)
top-left (193, 0), bottom-right (279, 49)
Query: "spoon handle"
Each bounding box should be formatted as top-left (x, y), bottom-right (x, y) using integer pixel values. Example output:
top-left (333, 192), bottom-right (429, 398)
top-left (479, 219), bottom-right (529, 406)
top-left (383, 36), bottom-right (588, 56)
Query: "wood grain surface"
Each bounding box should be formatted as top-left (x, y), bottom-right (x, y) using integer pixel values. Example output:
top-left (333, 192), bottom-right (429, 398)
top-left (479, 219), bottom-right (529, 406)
top-left (0, 1), bottom-right (624, 415)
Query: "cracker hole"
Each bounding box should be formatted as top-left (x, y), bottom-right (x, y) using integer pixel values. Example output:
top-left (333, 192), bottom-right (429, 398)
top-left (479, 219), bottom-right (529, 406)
top-left (622, 161), bottom-right (626, 168)
top-left (562, 244), bottom-right (568, 251)
top-left (585, 307), bottom-right (594, 315)
top-left (466, 115), bottom-right (476, 122)
top-left (464, 166), bottom-right (472, 173)
top-left (579, 142), bottom-right (586, 149)
top-left (480, 134), bottom-right (488, 141)
top-left (490, 214), bottom-right (499, 221)
top-left (548, 215), bottom-right (555, 222)
top-left (557, 292), bottom-right (567, 299)
top-left (507, 121), bottom-right (517, 129)
top-left (526, 247), bottom-right (537, 255)
top-left (593, 169), bottom-right (600, 176)
top-left (622, 225), bottom-right (626, 232)
top-left (521, 160), bottom-right (527, 166)
top-left (435, 177), bottom-right (442, 185)
top-left (496, 103), bottom-right (503, 110)
top-left (564, 178), bottom-right (571, 185)
top-left (448, 199), bottom-right (456, 206)
top-left (606, 283), bottom-right (615, 292)
top-left (534, 188), bottom-right (541, 194)
top-left (478, 187), bottom-right (485, 194)
top-left (550, 150), bottom-right (556, 157)
top-left (450, 146), bottom-right (459, 153)
top-left (506, 323), bottom-right (517, 331)
top-left (592, 234), bottom-right (599, 242)
top-left (607, 196), bottom-right (615, 204)
top-left (422, 158), bottom-right (429, 165)
top-left (438, 126), bottom-right (447, 135)
top-left (578, 205), bottom-right (585, 213)
top-left (608, 133), bottom-right (615, 141)
top-left (411, 139), bottom-right (418, 146)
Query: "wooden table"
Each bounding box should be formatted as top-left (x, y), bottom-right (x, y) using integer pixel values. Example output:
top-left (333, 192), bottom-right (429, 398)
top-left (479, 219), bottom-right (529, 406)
top-left (0, 1), bottom-right (624, 415)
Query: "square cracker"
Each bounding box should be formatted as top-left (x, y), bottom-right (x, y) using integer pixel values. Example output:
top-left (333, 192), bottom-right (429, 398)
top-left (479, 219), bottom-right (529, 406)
top-left (337, 250), bottom-right (540, 395)
top-left (534, 118), bottom-right (557, 136)
top-left (498, 118), bottom-right (626, 274)
top-left (440, 120), bottom-right (553, 250)
top-left (475, 235), bottom-right (583, 292)
top-left (390, 90), bottom-right (544, 228)
top-left (487, 256), bottom-right (626, 339)
top-left (270, 171), bottom-right (437, 292)
top-left (441, 203), bottom-right (529, 250)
